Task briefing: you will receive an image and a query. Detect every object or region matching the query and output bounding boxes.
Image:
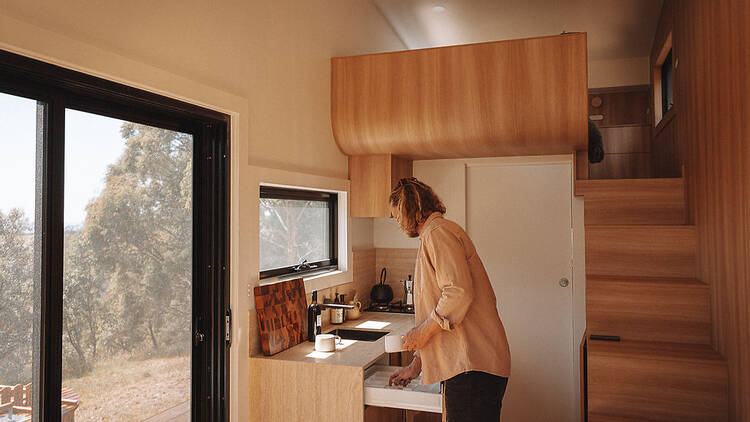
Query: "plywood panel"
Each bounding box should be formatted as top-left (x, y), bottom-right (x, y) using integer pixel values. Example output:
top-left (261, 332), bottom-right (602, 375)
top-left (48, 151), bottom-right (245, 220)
top-left (588, 340), bottom-right (728, 422)
top-left (588, 87), bottom-right (650, 127)
top-left (575, 177), bottom-right (686, 225)
top-left (585, 225), bottom-right (696, 278)
top-left (332, 33), bottom-right (588, 159)
top-left (249, 359), bottom-right (364, 421)
top-left (598, 126), bottom-right (650, 154)
top-left (650, 1), bottom-right (750, 418)
top-left (587, 276), bottom-right (711, 344)
top-left (589, 153), bottom-right (650, 179)
top-left (349, 154), bottom-right (412, 217)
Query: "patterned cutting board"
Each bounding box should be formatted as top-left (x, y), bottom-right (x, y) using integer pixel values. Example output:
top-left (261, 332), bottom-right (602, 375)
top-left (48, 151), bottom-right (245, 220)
top-left (253, 278), bottom-right (308, 356)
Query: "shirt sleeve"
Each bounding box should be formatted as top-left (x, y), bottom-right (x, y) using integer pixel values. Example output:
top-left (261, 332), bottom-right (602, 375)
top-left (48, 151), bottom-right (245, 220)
top-left (423, 226), bottom-right (475, 331)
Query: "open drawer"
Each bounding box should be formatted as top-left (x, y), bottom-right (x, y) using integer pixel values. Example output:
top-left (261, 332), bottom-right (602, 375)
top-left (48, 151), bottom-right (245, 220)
top-left (364, 365), bottom-right (442, 413)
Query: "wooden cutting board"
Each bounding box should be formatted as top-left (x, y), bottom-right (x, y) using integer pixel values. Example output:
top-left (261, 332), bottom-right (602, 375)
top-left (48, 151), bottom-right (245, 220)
top-left (253, 278), bottom-right (308, 356)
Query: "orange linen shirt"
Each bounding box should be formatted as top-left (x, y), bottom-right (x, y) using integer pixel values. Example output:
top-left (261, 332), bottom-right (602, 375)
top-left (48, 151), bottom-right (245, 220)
top-left (415, 212), bottom-right (511, 385)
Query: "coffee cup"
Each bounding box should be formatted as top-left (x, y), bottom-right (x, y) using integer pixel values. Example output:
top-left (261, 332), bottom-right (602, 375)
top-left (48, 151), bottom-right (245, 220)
top-left (315, 334), bottom-right (341, 352)
top-left (384, 334), bottom-right (405, 353)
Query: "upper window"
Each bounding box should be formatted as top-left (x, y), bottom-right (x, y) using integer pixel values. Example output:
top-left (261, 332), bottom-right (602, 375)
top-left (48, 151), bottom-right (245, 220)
top-left (653, 31), bottom-right (674, 125)
top-left (661, 49), bottom-right (674, 115)
top-left (259, 186), bottom-right (338, 279)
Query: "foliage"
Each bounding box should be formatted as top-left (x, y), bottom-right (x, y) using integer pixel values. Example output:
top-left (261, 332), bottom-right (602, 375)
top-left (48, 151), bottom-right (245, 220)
top-left (0, 122), bottom-right (193, 382)
top-left (259, 198), bottom-right (330, 271)
top-left (0, 210), bottom-right (33, 384)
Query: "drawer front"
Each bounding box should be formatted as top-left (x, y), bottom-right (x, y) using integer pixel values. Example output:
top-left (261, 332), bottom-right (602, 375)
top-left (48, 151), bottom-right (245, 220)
top-left (364, 365), bottom-right (442, 413)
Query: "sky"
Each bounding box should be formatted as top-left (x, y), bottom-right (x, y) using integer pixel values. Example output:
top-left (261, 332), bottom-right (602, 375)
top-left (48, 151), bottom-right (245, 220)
top-left (0, 92), bottom-right (127, 228)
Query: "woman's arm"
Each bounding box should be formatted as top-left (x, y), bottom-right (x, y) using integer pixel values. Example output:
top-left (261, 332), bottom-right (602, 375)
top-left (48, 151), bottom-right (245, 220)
top-left (402, 226), bottom-right (475, 350)
top-left (424, 226), bottom-right (475, 330)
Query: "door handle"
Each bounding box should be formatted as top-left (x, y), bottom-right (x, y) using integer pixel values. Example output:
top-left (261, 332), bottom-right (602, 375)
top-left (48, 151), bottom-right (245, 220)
top-left (559, 278), bottom-right (569, 288)
top-left (194, 330), bottom-right (206, 346)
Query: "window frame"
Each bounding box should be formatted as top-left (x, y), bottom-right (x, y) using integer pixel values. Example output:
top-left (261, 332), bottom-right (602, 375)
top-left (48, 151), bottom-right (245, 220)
top-left (660, 50), bottom-right (674, 115)
top-left (0, 48), bottom-right (230, 422)
top-left (652, 31), bottom-right (674, 127)
top-left (258, 186), bottom-right (338, 280)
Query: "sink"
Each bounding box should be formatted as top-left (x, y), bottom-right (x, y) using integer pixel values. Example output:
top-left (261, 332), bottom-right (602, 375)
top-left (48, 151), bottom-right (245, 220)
top-left (326, 328), bottom-right (389, 342)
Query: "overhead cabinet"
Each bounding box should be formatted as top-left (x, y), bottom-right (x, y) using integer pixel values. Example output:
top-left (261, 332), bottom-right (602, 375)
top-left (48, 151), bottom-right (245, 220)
top-left (332, 33), bottom-right (589, 160)
top-left (349, 154), bottom-right (412, 218)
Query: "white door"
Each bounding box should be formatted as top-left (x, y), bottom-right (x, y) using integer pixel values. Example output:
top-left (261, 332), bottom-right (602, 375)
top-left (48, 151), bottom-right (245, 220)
top-left (466, 163), bottom-right (574, 421)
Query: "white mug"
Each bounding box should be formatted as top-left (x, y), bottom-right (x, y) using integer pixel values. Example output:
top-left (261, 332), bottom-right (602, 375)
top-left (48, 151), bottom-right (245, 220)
top-left (315, 334), bottom-right (341, 352)
top-left (384, 334), bottom-right (405, 353)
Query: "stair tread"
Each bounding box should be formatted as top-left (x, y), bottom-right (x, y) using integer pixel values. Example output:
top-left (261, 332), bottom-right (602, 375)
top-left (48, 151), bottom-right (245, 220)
top-left (588, 414), bottom-right (659, 422)
top-left (587, 275), bottom-right (709, 287)
top-left (588, 339), bottom-right (724, 363)
top-left (585, 224), bottom-right (695, 229)
top-left (576, 177), bottom-right (684, 196)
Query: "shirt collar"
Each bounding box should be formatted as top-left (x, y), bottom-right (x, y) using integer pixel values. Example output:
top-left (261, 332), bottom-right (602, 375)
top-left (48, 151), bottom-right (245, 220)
top-left (419, 212), bottom-right (443, 238)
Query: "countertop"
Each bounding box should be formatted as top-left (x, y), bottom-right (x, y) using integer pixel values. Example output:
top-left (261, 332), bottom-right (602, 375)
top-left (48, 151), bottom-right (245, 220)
top-left (252, 312), bottom-right (416, 368)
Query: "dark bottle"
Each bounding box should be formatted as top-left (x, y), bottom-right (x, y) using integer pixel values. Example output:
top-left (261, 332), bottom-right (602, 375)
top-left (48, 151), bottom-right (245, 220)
top-left (307, 290), bottom-right (322, 342)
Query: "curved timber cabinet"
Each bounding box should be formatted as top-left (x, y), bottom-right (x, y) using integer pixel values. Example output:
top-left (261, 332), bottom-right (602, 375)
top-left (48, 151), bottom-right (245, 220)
top-left (332, 33), bottom-right (589, 159)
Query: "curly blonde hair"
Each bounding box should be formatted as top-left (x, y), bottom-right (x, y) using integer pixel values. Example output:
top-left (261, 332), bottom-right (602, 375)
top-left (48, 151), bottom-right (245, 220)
top-left (389, 177), bottom-right (446, 238)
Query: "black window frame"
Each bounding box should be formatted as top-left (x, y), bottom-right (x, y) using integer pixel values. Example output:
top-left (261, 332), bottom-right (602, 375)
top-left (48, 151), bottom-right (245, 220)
top-left (661, 49), bottom-right (674, 115)
top-left (0, 49), bottom-right (230, 422)
top-left (259, 186), bottom-right (338, 280)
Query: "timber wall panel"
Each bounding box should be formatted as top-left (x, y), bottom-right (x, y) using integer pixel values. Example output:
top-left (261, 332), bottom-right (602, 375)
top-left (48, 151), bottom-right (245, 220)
top-left (650, 1), bottom-right (750, 419)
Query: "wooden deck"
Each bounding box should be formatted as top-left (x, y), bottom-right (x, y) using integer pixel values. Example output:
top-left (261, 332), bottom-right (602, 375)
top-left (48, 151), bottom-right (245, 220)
top-left (142, 401), bottom-right (190, 422)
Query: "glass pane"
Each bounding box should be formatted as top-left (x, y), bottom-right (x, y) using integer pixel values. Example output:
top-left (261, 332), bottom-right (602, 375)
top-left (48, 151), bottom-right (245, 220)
top-left (259, 197), bottom-right (331, 271)
top-left (0, 92), bottom-right (41, 421)
top-left (63, 110), bottom-right (192, 421)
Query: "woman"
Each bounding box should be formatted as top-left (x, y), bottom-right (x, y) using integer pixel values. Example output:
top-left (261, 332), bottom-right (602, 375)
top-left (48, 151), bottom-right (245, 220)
top-left (387, 177), bottom-right (511, 421)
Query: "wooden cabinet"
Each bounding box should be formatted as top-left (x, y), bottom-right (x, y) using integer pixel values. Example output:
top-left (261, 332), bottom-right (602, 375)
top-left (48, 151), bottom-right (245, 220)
top-left (349, 154), bottom-right (412, 217)
top-left (332, 33), bottom-right (588, 159)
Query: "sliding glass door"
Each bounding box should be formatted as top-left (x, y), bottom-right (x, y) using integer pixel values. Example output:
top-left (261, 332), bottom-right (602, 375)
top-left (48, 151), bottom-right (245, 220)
top-left (62, 110), bottom-right (194, 420)
top-left (0, 91), bottom-right (43, 420)
top-left (0, 50), bottom-right (228, 422)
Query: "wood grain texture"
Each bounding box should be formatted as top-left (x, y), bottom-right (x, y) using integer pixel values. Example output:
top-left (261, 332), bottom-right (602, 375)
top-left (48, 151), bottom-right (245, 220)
top-left (588, 340), bottom-right (728, 422)
top-left (365, 405), bottom-right (403, 422)
top-left (588, 86), bottom-right (650, 127)
top-left (575, 150), bottom-right (589, 180)
top-left (575, 178), bottom-right (686, 225)
top-left (587, 276), bottom-right (711, 344)
top-left (249, 359), bottom-right (364, 421)
top-left (349, 155), bottom-right (412, 217)
top-left (253, 278), bottom-right (307, 356)
top-left (352, 248), bottom-right (377, 308)
top-left (651, 114), bottom-right (681, 178)
top-left (649, 1), bottom-right (750, 418)
top-left (589, 153), bottom-right (651, 179)
top-left (585, 225), bottom-right (696, 278)
top-left (598, 126), bottom-right (650, 154)
top-left (332, 33), bottom-right (588, 159)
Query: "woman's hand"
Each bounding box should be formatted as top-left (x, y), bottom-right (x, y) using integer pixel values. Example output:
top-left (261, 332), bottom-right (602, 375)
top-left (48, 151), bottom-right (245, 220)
top-left (388, 355), bottom-right (422, 387)
top-left (402, 318), bottom-right (442, 351)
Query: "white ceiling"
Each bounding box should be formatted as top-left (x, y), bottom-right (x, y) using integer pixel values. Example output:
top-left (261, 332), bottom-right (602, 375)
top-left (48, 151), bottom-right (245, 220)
top-left (372, 0), bottom-right (663, 61)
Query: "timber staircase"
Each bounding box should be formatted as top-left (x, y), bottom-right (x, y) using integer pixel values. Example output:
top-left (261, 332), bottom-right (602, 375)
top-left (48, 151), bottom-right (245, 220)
top-left (576, 176), bottom-right (729, 422)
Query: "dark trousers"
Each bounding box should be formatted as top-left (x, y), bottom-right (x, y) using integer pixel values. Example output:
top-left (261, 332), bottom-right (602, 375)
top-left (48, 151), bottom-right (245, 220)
top-left (444, 371), bottom-right (509, 422)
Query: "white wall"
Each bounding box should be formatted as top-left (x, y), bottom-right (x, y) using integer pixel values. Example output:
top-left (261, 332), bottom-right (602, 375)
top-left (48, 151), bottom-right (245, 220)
top-left (588, 56), bottom-right (650, 88)
top-left (0, 3), bottom-right (405, 421)
top-left (376, 155), bottom-right (586, 420)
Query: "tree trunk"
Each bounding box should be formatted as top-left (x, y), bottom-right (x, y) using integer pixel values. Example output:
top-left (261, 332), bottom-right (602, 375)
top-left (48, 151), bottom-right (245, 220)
top-left (148, 320), bottom-right (159, 352)
top-left (64, 319), bottom-right (87, 375)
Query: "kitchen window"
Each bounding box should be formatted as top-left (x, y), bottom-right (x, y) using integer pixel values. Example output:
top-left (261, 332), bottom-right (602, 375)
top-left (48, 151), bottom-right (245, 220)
top-left (259, 186), bottom-right (338, 279)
